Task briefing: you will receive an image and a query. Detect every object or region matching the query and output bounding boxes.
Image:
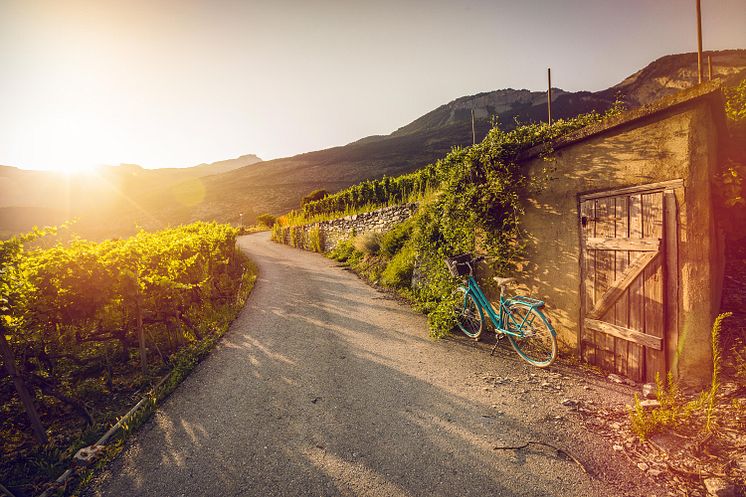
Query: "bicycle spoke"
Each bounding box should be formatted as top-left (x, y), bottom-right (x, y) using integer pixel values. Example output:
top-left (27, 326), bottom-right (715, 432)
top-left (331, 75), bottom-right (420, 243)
top-left (505, 303), bottom-right (557, 367)
top-left (454, 289), bottom-right (483, 340)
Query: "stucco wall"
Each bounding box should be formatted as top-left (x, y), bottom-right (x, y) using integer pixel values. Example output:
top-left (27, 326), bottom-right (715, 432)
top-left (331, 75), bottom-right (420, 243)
top-left (512, 97), bottom-right (724, 386)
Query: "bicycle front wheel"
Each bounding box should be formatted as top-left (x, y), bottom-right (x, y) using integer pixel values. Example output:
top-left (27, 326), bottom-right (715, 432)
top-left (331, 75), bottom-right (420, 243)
top-left (453, 287), bottom-right (483, 340)
top-left (505, 302), bottom-right (557, 367)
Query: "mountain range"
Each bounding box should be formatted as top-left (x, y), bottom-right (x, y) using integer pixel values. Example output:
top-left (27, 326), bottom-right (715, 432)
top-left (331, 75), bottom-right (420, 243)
top-left (2, 50), bottom-right (745, 239)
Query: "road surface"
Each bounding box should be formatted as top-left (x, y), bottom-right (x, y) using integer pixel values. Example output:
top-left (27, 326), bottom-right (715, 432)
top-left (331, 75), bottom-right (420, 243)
top-left (87, 232), bottom-right (660, 497)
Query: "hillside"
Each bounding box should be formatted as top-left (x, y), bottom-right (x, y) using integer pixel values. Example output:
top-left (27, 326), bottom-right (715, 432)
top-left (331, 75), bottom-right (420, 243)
top-left (0, 155), bottom-right (262, 238)
top-left (142, 49), bottom-right (744, 227)
top-left (2, 50), bottom-right (745, 238)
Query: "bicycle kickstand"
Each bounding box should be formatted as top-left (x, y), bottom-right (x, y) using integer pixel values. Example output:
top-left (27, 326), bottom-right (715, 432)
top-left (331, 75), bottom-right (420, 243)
top-left (490, 333), bottom-right (505, 356)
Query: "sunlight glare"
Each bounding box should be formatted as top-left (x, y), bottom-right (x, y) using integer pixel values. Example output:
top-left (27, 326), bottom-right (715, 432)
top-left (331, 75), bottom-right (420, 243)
top-left (27, 113), bottom-right (122, 175)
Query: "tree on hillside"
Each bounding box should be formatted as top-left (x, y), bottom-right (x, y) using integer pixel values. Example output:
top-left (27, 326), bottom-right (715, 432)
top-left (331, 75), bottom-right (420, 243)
top-left (301, 189), bottom-right (329, 207)
top-left (257, 213), bottom-right (277, 227)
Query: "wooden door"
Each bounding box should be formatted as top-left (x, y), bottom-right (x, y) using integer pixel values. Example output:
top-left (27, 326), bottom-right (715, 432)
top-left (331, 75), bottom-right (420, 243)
top-left (579, 181), bottom-right (680, 383)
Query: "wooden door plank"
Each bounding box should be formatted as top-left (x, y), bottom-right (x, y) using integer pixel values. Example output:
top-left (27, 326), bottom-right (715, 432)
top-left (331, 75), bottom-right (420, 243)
top-left (581, 200), bottom-right (598, 366)
top-left (643, 192), bottom-right (665, 382)
top-left (578, 199), bottom-right (588, 360)
top-left (585, 319), bottom-right (663, 350)
top-left (628, 194), bottom-right (645, 382)
top-left (578, 179), bottom-right (684, 201)
top-left (613, 196), bottom-right (630, 377)
top-left (587, 251), bottom-right (658, 320)
top-left (664, 191), bottom-right (680, 376)
top-left (595, 197), bottom-right (615, 371)
top-left (585, 237), bottom-right (660, 251)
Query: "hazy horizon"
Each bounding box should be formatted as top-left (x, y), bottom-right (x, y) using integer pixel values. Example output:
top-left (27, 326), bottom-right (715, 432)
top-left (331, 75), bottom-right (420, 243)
top-left (2, 0), bottom-right (745, 172)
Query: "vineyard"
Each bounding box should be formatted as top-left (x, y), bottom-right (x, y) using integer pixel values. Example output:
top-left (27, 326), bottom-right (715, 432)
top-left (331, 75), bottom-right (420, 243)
top-left (300, 167), bottom-right (437, 218)
top-left (0, 222), bottom-right (255, 495)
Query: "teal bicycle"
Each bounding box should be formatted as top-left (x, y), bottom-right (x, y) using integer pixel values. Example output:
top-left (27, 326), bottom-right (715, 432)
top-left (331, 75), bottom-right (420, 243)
top-left (446, 254), bottom-right (557, 368)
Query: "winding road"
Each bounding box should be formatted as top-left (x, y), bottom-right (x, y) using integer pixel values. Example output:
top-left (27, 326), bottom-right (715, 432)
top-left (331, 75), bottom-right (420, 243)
top-left (87, 232), bottom-right (660, 497)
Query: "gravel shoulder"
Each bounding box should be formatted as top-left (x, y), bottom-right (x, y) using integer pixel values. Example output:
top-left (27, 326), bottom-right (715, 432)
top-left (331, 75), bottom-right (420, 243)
top-left (85, 232), bottom-right (664, 497)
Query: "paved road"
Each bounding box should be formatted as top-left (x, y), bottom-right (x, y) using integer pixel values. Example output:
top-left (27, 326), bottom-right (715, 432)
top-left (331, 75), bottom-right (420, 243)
top-left (88, 232), bottom-right (660, 497)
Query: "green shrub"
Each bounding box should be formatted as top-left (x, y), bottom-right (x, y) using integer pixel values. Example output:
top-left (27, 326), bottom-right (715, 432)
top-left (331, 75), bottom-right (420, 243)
top-left (328, 238), bottom-right (358, 262)
top-left (257, 213), bottom-right (277, 227)
top-left (289, 226), bottom-right (305, 248)
top-left (725, 79), bottom-right (746, 122)
top-left (705, 312), bottom-right (731, 432)
top-left (301, 189), bottom-right (329, 207)
top-left (354, 232), bottom-right (382, 256)
top-left (629, 372), bottom-right (690, 440)
top-left (379, 217), bottom-right (415, 257)
top-left (380, 243), bottom-right (415, 288)
top-left (308, 226), bottom-right (324, 253)
top-left (270, 223), bottom-right (285, 243)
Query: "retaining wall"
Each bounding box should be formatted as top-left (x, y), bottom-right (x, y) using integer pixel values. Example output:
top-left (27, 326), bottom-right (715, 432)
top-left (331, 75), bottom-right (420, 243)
top-left (275, 203), bottom-right (417, 252)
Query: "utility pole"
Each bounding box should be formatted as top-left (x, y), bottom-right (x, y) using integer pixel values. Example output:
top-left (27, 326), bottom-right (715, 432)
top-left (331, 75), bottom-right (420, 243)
top-left (696, 0), bottom-right (703, 83)
top-left (547, 67), bottom-right (552, 125)
top-left (471, 109), bottom-right (476, 145)
top-left (708, 55), bottom-right (713, 81)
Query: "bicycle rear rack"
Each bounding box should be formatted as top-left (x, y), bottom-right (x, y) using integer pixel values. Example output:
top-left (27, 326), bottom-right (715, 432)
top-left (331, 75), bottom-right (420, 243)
top-left (507, 295), bottom-right (545, 309)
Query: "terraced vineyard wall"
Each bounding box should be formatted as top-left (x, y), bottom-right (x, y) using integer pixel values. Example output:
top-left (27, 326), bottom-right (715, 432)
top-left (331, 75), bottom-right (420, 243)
top-left (275, 204), bottom-right (417, 252)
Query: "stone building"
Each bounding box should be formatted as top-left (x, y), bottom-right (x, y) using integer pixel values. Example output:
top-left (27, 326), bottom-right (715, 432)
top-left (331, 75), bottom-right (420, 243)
top-left (516, 82), bottom-right (728, 386)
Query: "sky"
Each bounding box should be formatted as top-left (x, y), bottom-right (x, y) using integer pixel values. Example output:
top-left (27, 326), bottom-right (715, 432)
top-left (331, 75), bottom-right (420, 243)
top-left (1, 0), bottom-right (745, 172)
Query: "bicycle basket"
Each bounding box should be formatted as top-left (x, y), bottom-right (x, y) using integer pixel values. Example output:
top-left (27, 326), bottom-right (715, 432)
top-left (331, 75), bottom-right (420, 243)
top-left (445, 253), bottom-right (472, 277)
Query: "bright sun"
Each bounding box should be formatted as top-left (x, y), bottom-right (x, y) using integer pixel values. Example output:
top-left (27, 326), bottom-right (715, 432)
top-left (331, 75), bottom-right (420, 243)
top-left (53, 161), bottom-right (96, 176)
top-left (26, 117), bottom-right (118, 175)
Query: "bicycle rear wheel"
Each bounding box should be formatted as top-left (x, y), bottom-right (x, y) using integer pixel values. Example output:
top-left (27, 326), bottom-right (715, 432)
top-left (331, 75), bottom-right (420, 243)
top-left (453, 287), bottom-right (483, 340)
top-left (504, 302), bottom-right (557, 367)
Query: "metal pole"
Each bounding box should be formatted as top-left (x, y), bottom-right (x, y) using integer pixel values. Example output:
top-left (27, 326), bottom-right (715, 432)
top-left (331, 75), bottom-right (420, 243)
top-left (471, 109), bottom-right (476, 145)
top-left (547, 68), bottom-right (552, 125)
top-left (696, 0), bottom-right (703, 84)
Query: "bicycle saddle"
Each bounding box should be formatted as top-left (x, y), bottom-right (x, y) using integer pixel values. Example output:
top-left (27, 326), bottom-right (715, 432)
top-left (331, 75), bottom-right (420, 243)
top-left (493, 277), bottom-right (516, 286)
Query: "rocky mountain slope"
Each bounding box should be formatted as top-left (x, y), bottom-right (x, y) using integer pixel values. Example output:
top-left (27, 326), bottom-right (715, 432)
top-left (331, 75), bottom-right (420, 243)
top-left (2, 50), bottom-right (744, 238)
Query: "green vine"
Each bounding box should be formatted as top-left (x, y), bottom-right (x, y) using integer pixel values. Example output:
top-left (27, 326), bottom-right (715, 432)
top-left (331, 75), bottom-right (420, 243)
top-left (408, 112), bottom-right (615, 335)
top-left (276, 107), bottom-right (621, 336)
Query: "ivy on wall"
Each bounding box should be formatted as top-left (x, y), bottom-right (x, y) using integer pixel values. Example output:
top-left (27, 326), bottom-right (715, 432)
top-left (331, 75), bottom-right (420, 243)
top-left (278, 106), bottom-right (627, 335)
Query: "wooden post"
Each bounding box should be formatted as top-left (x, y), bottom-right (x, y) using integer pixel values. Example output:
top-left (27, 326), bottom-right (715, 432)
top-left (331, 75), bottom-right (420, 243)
top-left (707, 55), bottom-right (712, 81)
top-left (696, 0), bottom-right (703, 84)
top-left (0, 331), bottom-right (48, 444)
top-left (470, 109), bottom-right (476, 145)
top-left (547, 67), bottom-right (552, 125)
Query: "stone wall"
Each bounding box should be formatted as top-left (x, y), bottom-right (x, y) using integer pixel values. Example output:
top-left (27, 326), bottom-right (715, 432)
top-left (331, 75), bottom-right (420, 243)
top-left (276, 203), bottom-right (417, 252)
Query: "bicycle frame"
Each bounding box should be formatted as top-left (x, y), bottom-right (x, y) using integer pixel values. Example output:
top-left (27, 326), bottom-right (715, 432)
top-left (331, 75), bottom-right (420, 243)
top-left (462, 275), bottom-right (544, 338)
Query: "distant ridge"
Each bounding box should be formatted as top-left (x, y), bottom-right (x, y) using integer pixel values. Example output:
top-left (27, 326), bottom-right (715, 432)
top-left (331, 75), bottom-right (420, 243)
top-left (1, 50), bottom-right (744, 238)
top-left (184, 154), bottom-right (263, 175)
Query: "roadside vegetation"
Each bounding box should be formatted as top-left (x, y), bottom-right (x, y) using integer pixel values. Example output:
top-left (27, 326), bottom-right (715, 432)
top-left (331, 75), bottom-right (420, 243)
top-left (271, 82), bottom-right (746, 495)
top-left (275, 104), bottom-right (625, 336)
top-left (1, 221), bottom-right (257, 496)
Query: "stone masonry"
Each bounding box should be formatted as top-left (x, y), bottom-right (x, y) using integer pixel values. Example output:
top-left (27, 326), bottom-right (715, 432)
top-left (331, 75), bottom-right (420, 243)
top-left (284, 203), bottom-right (417, 252)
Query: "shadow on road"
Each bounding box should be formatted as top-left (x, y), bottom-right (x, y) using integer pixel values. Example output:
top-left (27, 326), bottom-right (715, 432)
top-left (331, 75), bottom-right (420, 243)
top-left (87, 234), bottom-right (645, 497)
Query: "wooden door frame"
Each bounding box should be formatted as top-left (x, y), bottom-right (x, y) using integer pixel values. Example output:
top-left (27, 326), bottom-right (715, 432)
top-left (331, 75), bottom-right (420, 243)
top-left (576, 179), bottom-right (683, 370)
